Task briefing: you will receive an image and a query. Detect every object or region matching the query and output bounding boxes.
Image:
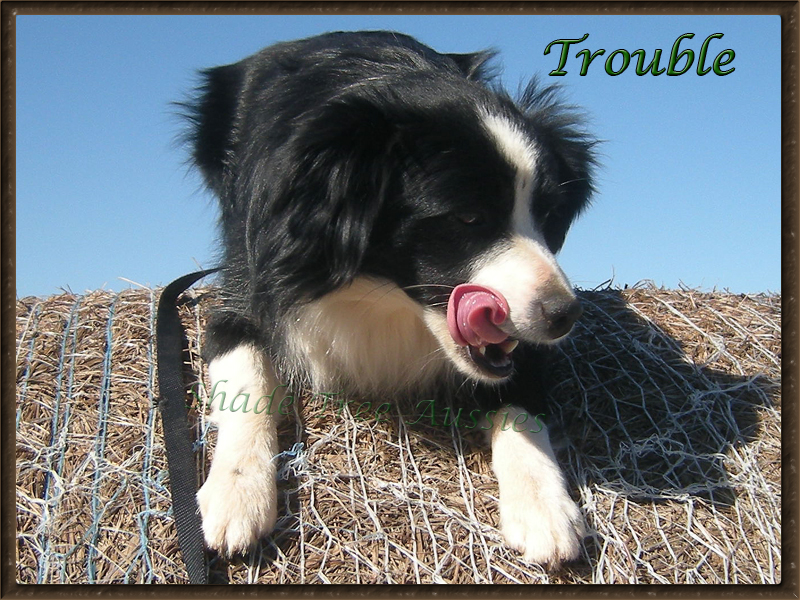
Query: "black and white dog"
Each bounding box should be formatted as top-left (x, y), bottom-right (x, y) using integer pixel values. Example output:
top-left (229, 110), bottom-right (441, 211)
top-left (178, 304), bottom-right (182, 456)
top-left (186, 31), bottom-right (595, 567)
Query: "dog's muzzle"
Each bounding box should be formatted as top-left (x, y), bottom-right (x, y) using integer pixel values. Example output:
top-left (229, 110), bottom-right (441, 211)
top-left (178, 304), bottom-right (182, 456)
top-left (446, 282), bottom-right (581, 378)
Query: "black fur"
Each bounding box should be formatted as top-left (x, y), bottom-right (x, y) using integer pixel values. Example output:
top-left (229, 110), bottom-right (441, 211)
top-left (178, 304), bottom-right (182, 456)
top-left (187, 29), bottom-right (595, 407)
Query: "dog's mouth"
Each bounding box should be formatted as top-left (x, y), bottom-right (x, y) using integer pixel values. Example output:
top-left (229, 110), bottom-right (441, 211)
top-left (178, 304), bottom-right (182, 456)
top-left (447, 284), bottom-right (518, 378)
top-left (466, 338), bottom-right (519, 378)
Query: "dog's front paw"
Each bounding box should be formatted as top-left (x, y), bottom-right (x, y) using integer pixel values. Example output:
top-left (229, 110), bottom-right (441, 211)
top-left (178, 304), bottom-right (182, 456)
top-left (499, 479), bottom-right (585, 566)
top-left (196, 461), bottom-right (278, 555)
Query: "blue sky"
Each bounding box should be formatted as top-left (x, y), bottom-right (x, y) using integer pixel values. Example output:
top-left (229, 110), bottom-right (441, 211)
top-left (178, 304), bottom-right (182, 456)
top-left (16, 14), bottom-right (781, 297)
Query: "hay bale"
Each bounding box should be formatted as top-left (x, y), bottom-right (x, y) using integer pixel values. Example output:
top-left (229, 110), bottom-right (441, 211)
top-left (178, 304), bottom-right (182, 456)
top-left (15, 285), bottom-right (781, 584)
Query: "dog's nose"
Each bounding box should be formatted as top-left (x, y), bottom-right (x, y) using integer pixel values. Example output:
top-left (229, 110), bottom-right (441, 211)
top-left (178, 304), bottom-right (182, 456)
top-left (537, 295), bottom-right (583, 340)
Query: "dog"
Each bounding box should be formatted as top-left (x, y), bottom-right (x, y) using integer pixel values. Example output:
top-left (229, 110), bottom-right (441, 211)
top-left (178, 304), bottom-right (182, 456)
top-left (185, 30), bottom-right (596, 567)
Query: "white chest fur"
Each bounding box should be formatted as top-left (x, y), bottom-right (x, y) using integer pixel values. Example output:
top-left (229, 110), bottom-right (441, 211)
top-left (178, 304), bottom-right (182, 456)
top-left (283, 277), bottom-right (450, 397)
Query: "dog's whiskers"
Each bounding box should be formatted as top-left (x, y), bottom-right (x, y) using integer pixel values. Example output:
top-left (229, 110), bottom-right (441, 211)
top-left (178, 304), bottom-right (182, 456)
top-left (401, 283), bottom-right (456, 291)
top-left (454, 376), bottom-right (478, 398)
top-left (558, 177), bottom-right (588, 187)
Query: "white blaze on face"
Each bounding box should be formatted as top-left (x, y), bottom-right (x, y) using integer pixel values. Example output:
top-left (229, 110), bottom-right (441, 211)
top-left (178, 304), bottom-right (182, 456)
top-left (476, 110), bottom-right (575, 338)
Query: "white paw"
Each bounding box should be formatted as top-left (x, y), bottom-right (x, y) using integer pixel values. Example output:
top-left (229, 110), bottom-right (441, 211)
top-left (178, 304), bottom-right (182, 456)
top-left (196, 460), bottom-right (278, 555)
top-left (499, 480), bottom-right (585, 566)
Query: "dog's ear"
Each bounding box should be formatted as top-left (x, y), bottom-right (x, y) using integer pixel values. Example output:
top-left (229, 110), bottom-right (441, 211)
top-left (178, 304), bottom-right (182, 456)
top-left (539, 131), bottom-right (596, 254)
top-left (185, 64), bottom-right (245, 194)
top-left (261, 95), bottom-right (400, 300)
top-left (446, 50), bottom-right (498, 82)
top-left (520, 80), bottom-right (598, 254)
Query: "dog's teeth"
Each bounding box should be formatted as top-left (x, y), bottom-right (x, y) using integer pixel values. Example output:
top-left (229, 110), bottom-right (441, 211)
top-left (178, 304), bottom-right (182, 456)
top-left (500, 339), bottom-right (519, 354)
top-left (478, 346), bottom-right (487, 356)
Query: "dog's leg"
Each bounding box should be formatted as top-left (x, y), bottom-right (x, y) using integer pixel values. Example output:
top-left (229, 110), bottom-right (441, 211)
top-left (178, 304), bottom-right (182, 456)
top-left (490, 405), bottom-right (585, 566)
top-left (196, 343), bottom-right (286, 555)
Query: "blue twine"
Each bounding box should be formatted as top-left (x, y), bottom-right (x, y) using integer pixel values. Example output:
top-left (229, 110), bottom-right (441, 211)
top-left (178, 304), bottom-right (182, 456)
top-left (86, 293), bottom-right (118, 583)
top-left (128, 290), bottom-right (158, 583)
top-left (273, 442), bottom-right (307, 480)
top-left (55, 298), bottom-right (83, 583)
top-left (37, 296), bottom-right (81, 584)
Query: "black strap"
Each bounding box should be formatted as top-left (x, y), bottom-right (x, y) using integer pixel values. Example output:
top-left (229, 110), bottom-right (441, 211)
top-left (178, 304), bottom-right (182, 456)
top-left (156, 268), bottom-right (218, 585)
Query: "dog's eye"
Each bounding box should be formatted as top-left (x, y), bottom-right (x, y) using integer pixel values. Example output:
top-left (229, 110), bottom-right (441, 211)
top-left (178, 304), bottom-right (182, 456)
top-left (454, 212), bottom-right (486, 226)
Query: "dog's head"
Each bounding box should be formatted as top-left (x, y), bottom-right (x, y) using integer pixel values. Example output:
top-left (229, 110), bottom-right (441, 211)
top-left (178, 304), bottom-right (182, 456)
top-left (369, 88), bottom-right (595, 382)
top-left (189, 39), bottom-right (596, 383)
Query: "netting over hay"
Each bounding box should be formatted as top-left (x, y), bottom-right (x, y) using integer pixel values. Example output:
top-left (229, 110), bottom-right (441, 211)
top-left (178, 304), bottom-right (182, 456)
top-left (16, 285), bottom-right (781, 584)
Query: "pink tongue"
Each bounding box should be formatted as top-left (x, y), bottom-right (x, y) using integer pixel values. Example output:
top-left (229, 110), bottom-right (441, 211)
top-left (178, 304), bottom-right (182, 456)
top-left (447, 284), bottom-right (510, 347)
